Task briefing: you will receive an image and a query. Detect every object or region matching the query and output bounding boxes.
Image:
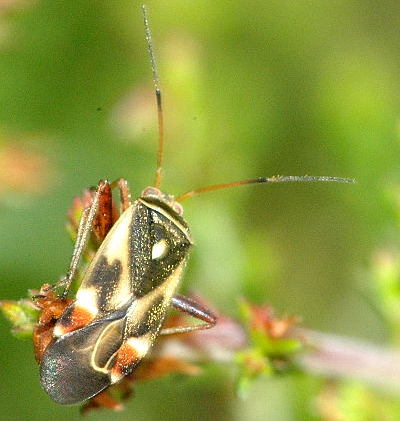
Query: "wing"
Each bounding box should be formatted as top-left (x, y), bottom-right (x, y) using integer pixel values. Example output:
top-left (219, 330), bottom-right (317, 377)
top-left (53, 205), bottom-right (138, 337)
top-left (40, 312), bottom-right (127, 404)
top-left (54, 200), bottom-right (191, 337)
top-left (41, 200), bottom-right (191, 404)
top-left (40, 260), bottom-right (187, 404)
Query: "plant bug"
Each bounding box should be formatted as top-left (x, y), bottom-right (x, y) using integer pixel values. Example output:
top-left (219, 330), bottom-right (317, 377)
top-left (36, 4), bottom-right (354, 406)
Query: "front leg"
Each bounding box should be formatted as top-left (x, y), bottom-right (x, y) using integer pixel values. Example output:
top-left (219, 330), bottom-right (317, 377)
top-left (111, 178), bottom-right (132, 212)
top-left (160, 295), bottom-right (217, 336)
top-left (50, 180), bottom-right (112, 297)
top-left (93, 177), bottom-right (132, 241)
top-left (41, 178), bottom-right (132, 299)
top-left (92, 181), bottom-right (113, 243)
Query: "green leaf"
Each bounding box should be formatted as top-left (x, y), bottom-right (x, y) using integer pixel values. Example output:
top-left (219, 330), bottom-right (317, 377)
top-left (0, 298), bottom-right (39, 339)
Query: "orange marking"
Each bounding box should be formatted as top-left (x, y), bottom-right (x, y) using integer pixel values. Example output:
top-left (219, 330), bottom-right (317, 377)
top-left (33, 324), bottom-right (55, 363)
top-left (111, 343), bottom-right (139, 378)
top-left (56, 305), bottom-right (95, 335)
top-left (33, 287), bottom-right (73, 362)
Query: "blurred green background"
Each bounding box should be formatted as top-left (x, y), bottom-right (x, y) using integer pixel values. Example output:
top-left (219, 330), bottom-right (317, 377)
top-left (0, 0), bottom-right (399, 420)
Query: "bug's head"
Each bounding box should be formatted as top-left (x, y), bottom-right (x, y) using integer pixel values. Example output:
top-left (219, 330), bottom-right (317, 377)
top-left (141, 187), bottom-right (184, 216)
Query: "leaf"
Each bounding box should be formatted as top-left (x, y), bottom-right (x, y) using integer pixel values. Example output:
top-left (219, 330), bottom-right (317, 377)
top-left (0, 298), bottom-right (39, 338)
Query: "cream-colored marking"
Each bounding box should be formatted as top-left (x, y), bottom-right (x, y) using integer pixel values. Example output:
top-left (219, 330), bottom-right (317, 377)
top-left (151, 239), bottom-right (169, 260)
top-left (80, 205), bottom-right (136, 310)
top-left (110, 334), bottom-right (152, 383)
top-left (53, 325), bottom-right (63, 337)
top-left (90, 264), bottom-right (185, 380)
top-left (98, 206), bottom-right (134, 263)
top-left (76, 288), bottom-right (99, 316)
top-left (138, 198), bottom-right (192, 243)
top-left (110, 369), bottom-right (123, 384)
top-left (126, 336), bottom-right (151, 358)
top-left (90, 319), bottom-right (122, 375)
top-left (54, 287), bottom-right (100, 337)
top-left (125, 262), bottom-right (185, 334)
top-left (162, 262), bottom-right (185, 298)
top-left (128, 262), bottom-right (184, 315)
top-left (108, 263), bottom-right (186, 384)
top-left (53, 323), bottom-right (70, 338)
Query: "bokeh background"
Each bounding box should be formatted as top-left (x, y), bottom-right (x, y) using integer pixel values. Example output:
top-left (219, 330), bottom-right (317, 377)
top-left (0, 1), bottom-right (399, 420)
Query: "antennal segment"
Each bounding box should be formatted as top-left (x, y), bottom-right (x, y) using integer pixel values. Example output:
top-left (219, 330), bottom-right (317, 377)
top-left (176, 175), bottom-right (355, 201)
top-left (142, 4), bottom-right (164, 189)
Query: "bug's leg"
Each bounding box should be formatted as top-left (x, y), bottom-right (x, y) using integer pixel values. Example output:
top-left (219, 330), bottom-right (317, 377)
top-left (81, 391), bottom-right (123, 414)
top-left (32, 286), bottom-right (74, 362)
top-left (93, 177), bottom-right (131, 241)
top-left (160, 295), bottom-right (217, 336)
top-left (52, 180), bottom-right (110, 297)
top-left (92, 181), bottom-right (113, 243)
top-left (111, 177), bottom-right (132, 213)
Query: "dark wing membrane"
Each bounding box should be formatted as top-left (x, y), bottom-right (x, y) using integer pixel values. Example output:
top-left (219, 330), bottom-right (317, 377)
top-left (129, 201), bottom-right (191, 297)
top-left (40, 314), bottom-right (126, 404)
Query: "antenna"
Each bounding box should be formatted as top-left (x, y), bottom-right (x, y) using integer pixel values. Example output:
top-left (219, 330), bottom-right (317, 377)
top-left (140, 6), bottom-right (355, 201)
top-left (176, 175), bottom-right (355, 201)
top-left (142, 4), bottom-right (164, 189)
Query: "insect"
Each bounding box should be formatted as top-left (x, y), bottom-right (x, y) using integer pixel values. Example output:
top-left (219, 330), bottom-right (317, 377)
top-left (36, 5), bottom-right (354, 405)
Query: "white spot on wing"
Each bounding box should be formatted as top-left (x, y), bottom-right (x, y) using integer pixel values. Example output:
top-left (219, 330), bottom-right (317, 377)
top-left (110, 336), bottom-right (152, 384)
top-left (126, 336), bottom-right (151, 358)
top-left (76, 287), bottom-right (99, 317)
top-left (53, 324), bottom-right (65, 338)
top-left (111, 371), bottom-right (123, 384)
top-left (103, 211), bottom-right (131, 261)
top-left (151, 239), bottom-right (169, 260)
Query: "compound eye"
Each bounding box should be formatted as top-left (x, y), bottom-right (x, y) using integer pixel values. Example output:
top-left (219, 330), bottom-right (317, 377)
top-left (141, 187), bottom-right (162, 198)
top-left (172, 202), bottom-right (184, 216)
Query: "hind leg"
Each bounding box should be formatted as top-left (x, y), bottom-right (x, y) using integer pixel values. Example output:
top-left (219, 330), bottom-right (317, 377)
top-left (160, 295), bottom-right (217, 336)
